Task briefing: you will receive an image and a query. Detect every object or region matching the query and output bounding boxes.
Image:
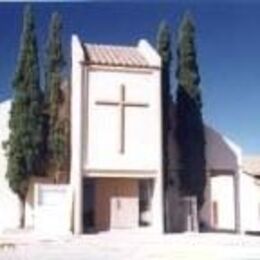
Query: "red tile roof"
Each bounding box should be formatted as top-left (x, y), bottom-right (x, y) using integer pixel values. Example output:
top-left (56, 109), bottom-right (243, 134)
top-left (84, 43), bottom-right (150, 68)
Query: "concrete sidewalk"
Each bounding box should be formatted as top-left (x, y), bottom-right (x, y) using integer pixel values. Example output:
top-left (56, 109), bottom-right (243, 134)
top-left (1, 232), bottom-right (260, 259)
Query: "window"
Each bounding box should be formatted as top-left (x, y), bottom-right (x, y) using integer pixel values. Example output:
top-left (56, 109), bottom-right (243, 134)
top-left (212, 201), bottom-right (218, 227)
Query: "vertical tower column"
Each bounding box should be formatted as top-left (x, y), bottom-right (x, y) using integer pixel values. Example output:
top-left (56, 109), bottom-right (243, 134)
top-left (151, 175), bottom-right (163, 232)
top-left (71, 35), bottom-right (84, 234)
top-left (151, 66), bottom-right (163, 233)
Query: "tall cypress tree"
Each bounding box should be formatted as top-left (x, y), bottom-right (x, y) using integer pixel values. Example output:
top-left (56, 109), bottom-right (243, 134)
top-left (156, 21), bottom-right (172, 231)
top-left (5, 5), bottom-right (44, 227)
top-left (45, 12), bottom-right (66, 175)
top-left (175, 13), bottom-right (206, 209)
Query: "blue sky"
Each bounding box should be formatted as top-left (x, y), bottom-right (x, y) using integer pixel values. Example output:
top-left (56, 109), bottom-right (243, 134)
top-left (1, 1), bottom-right (260, 154)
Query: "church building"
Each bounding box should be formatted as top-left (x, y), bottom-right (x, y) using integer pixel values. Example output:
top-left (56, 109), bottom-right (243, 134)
top-left (0, 35), bottom-right (260, 235)
top-left (71, 35), bottom-right (163, 233)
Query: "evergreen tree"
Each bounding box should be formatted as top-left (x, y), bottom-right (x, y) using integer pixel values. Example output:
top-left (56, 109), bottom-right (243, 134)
top-left (156, 21), bottom-right (172, 232)
top-left (5, 5), bottom-right (44, 227)
top-left (175, 13), bottom-right (206, 209)
top-left (45, 12), bottom-right (66, 175)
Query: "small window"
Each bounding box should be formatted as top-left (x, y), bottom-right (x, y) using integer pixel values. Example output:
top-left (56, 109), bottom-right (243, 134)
top-left (212, 201), bottom-right (218, 227)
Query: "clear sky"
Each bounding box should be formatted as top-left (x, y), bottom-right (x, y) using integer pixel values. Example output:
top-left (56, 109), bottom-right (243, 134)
top-left (1, 1), bottom-right (260, 154)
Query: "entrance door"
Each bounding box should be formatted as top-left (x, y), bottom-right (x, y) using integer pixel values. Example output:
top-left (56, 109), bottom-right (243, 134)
top-left (95, 178), bottom-right (139, 231)
top-left (110, 179), bottom-right (139, 229)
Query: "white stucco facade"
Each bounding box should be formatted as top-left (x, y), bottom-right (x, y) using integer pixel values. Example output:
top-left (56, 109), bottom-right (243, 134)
top-left (70, 35), bottom-right (163, 234)
top-left (167, 108), bottom-right (243, 233)
top-left (205, 129), bottom-right (260, 233)
top-left (34, 184), bottom-right (72, 235)
top-left (204, 126), bottom-right (241, 232)
top-left (210, 175), bottom-right (236, 230)
top-left (239, 172), bottom-right (260, 233)
top-left (85, 68), bottom-right (161, 173)
top-left (0, 101), bottom-right (20, 232)
top-left (0, 102), bottom-right (64, 233)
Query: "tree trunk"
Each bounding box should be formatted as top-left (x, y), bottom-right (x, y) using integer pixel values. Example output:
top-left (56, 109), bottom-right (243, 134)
top-left (19, 197), bottom-right (26, 228)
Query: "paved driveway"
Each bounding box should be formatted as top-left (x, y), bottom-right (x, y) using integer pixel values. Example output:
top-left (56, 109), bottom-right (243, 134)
top-left (1, 232), bottom-right (260, 259)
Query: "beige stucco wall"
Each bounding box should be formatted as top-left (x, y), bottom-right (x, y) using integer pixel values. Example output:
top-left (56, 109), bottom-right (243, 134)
top-left (0, 100), bottom-right (20, 232)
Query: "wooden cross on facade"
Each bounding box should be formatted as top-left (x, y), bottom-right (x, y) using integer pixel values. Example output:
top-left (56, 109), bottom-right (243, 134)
top-left (95, 84), bottom-right (149, 154)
